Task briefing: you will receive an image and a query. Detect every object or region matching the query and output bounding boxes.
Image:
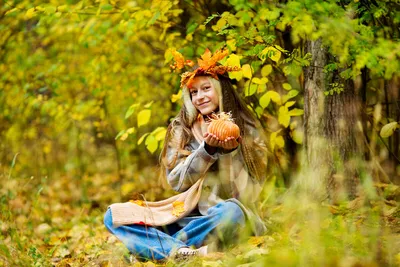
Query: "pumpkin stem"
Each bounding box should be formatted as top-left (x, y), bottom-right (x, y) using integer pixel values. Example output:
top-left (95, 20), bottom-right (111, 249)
top-left (207, 111), bottom-right (234, 122)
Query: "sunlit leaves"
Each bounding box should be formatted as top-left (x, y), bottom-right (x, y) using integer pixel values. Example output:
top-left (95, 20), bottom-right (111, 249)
top-left (282, 90), bottom-right (299, 104)
top-left (242, 64), bottom-right (252, 79)
top-left (225, 54), bottom-right (242, 80)
top-left (138, 133), bottom-right (149, 145)
top-left (137, 110), bottom-right (151, 127)
top-left (380, 122), bottom-right (399, 138)
top-left (145, 135), bottom-right (158, 153)
top-left (259, 91), bottom-right (281, 109)
top-left (252, 77), bottom-right (268, 85)
top-left (282, 83), bottom-right (292, 90)
top-left (171, 90), bottom-right (182, 103)
top-left (125, 103), bottom-right (140, 119)
top-left (270, 130), bottom-right (285, 151)
top-left (115, 127), bottom-right (135, 141)
top-left (288, 108), bottom-right (304, 116)
top-left (261, 65), bottom-right (273, 77)
top-left (260, 47), bottom-right (282, 63)
top-left (278, 106), bottom-right (290, 127)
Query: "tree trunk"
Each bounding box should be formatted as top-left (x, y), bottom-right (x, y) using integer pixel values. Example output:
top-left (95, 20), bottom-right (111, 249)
top-left (303, 39), bottom-right (328, 198)
top-left (303, 39), bottom-right (363, 201)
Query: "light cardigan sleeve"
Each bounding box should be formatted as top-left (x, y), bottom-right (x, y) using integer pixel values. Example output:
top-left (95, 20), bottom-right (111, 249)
top-left (166, 140), bottom-right (218, 192)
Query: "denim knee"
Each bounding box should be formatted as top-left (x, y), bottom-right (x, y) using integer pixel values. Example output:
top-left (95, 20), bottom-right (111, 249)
top-left (210, 201), bottom-right (245, 224)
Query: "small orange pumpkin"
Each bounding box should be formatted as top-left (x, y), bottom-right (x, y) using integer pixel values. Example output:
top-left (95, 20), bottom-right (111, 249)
top-left (207, 112), bottom-right (240, 140)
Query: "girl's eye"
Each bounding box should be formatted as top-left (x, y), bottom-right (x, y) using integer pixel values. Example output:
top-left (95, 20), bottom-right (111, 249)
top-left (190, 90), bottom-right (197, 96)
top-left (204, 86), bottom-right (210, 90)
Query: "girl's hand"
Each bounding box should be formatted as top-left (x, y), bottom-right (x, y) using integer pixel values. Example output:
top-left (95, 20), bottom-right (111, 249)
top-left (219, 136), bottom-right (242, 150)
top-left (204, 132), bottom-right (242, 150)
top-left (203, 132), bottom-right (220, 147)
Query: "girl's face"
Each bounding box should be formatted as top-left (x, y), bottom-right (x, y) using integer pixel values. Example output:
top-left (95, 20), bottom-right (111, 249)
top-left (189, 76), bottom-right (219, 115)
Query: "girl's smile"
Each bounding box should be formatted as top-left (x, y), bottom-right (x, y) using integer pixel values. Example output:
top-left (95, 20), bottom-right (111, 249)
top-left (189, 76), bottom-right (219, 115)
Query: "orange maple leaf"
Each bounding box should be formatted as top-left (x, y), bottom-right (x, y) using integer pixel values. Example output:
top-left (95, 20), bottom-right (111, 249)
top-left (198, 48), bottom-right (229, 70)
top-left (172, 50), bottom-right (185, 70)
top-left (172, 201), bottom-right (185, 217)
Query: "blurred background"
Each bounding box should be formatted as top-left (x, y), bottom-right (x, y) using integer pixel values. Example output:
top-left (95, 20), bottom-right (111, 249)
top-left (1, 0), bottom-right (400, 265)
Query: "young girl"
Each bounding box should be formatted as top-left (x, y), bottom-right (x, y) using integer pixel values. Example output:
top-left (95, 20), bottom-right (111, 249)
top-left (104, 49), bottom-right (268, 261)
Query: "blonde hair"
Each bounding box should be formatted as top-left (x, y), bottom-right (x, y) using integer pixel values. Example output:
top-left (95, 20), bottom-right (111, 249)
top-left (160, 75), bottom-right (267, 181)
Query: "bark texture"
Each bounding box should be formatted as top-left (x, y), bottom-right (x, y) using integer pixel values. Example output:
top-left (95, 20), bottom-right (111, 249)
top-left (303, 39), bottom-right (363, 200)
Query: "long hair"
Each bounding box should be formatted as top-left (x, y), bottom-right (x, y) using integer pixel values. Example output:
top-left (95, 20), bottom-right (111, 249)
top-left (160, 74), bottom-right (267, 181)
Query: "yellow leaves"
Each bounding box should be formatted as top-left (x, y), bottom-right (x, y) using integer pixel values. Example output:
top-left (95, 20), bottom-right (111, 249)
top-left (260, 46), bottom-right (281, 63)
top-left (288, 108), bottom-right (304, 116)
top-left (278, 102), bottom-right (304, 128)
top-left (129, 200), bottom-right (144, 206)
top-left (290, 128), bottom-right (303, 145)
top-left (226, 39), bottom-right (236, 51)
top-left (282, 83), bottom-right (292, 90)
top-left (137, 127), bottom-right (166, 153)
top-left (145, 135), bottom-right (158, 153)
top-left (261, 65), bottom-right (273, 76)
top-left (151, 127), bottom-right (167, 141)
top-left (270, 130), bottom-right (285, 151)
top-left (25, 8), bottom-right (37, 20)
top-left (137, 109), bottom-right (151, 127)
top-left (212, 18), bottom-right (227, 31)
top-left (242, 64), bottom-right (252, 79)
top-left (172, 201), bottom-right (185, 217)
top-left (225, 54), bottom-right (242, 80)
top-left (171, 89), bottom-right (182, 103)
top-left (380, 121), bottom-right (399, 138)
top-left (248, 236), bottom-right (265, 247)
top-left (117, 127), bottom-right (135, 141)
top-left (259, 90), bottom-right (281, 109)
top-left (282, 90), bottom-right (299, 104)
top-left (278, 106), bottom-right (290, 128)
top-left (252, 77), bottom-right (268, 85)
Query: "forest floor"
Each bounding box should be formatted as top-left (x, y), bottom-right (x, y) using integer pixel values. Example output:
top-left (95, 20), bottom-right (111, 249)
top-left (1, 170), bottom-right (400, 266)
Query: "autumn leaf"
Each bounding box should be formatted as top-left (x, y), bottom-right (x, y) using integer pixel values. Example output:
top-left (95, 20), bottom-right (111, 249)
top-left (172, 50), bottom-right (185, 69)
top-left (242, 64), bottom-right (252, 79)
top-left (278, 106), bottom-right (290, 127)
top-left (380, 121), bottom-right (399, 138)
top-left (172, 201), bottom-right (185, 217)
top-left (248, 236), bottom-right (265, 247)
top-left (137, 109), bottom-right (151, 127)
top-left (198, 48), bottom-right (229, 70)
top-left (198, 48), bottom-right (213, 69)
top-left (129, 200), bottom-right (144, 206)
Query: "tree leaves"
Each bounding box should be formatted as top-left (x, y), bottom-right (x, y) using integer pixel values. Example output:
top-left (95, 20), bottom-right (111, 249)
top-left (125, 103), bottom-right (140, 119)
top-left (260, 91), bottom-right (281, 108)
top-left (380, 122), bottom-right (399, 138)
top-left (270, 130), bottom-right (285, 151)
top-left (137, 110), bottom-right (151, 127)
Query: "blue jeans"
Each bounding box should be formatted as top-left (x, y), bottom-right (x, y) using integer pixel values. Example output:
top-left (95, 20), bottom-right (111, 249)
top-left (104, 201), bottom-right (245, 260)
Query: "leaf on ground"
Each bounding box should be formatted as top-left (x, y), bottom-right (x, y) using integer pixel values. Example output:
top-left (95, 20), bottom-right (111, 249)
top-left (243, 248), bottom-right (269, 259)
top-left (248, 236), bottom-right (265, 247)
top-left (129, 200), bottom-right (145, 206)
top-left (172, 201), bottom-right (185, 217)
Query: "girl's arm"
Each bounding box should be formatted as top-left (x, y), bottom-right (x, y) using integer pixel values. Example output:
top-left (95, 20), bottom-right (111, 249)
top-left (165, 140), bottom-right (218, 192)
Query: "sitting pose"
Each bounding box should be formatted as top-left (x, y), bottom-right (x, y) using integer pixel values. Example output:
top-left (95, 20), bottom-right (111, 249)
top-left (104, 49), bottom-right (268, 260)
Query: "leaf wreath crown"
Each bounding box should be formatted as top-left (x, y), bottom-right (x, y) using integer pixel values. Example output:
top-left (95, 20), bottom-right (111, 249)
top-left (170, 48), bottom-right (241, 88)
